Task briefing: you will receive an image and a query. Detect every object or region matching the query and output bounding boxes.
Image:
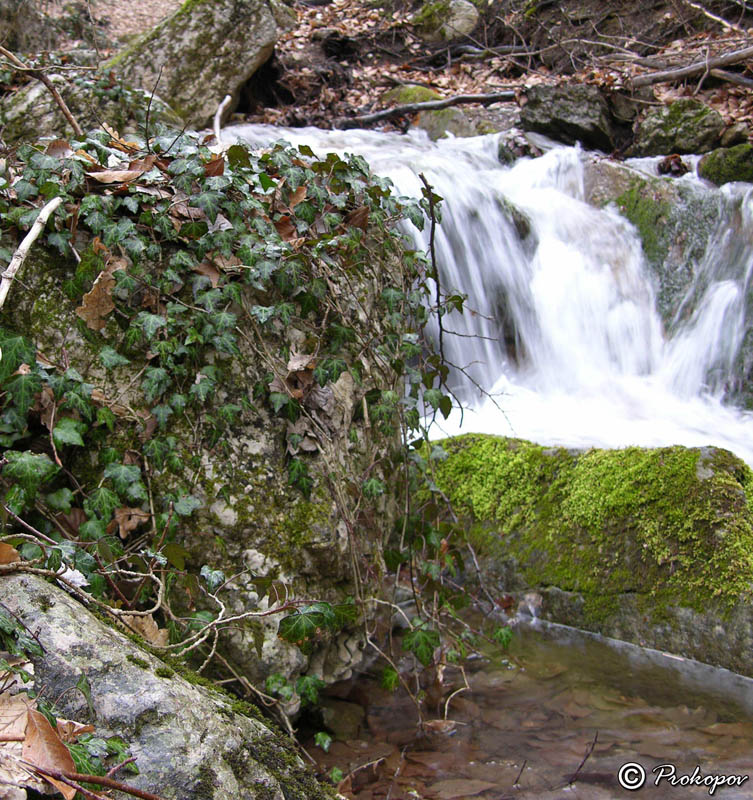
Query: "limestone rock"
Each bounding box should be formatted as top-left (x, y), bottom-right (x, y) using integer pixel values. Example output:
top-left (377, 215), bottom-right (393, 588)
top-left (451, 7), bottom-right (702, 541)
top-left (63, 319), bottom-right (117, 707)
top-left (631, 98), bottom-right (724, 156)
top-left (108, 0), bottom-right (293, 128)
top-left (0, 572), bottom-right (329, 800)
top-left (434, 435), bottom-right (753, 676)
top-left (520, 84), bottom-right (616, 151)
top-left (411, 0), bottom-right (479, 43)
top-left (698, 143), bottom-right (753, 187)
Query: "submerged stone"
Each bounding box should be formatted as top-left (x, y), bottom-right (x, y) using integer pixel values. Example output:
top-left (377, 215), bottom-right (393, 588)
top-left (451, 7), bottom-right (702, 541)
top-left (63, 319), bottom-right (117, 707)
top-left (434, 434), bottom-right (753, 676)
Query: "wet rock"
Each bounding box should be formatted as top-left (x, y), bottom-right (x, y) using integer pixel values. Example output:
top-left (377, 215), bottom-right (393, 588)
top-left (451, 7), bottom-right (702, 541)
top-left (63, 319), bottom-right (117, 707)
top-left (520, 84), bottom-right (617, 151)
top-left (0, 572), bottom-right (329, 800)
top-left (434, 434), bottom-right (753, 677)
top-left (630, 98), bottom-right (724, 156)
top-left (698, 143), bottom-right (753, 187)
top-left (411, 0), bottom-right (479, 42)
top-left (107, 0), bottom-right (295, 128)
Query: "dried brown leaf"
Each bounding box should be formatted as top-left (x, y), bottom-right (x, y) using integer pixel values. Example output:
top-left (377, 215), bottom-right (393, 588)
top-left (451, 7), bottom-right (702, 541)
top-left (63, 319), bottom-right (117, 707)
top-left (193, 262), bottom-right (221, 288)
top-left (107, 507), bottom-right (149, 540)
top-left (203, 154), bottom-right (225, 177)
top-left (22, 709), bottom-right (76, 800)
top-left (74, 258), bottom-right (123, 331)
top-left (86, 169), bottom-right (144, 184)
top-left (120, 614), bottom-right (169, 647)
top-left (345, 206), bottom-right (369, 230)
top-left (44, 140), bottom-right (72, 159)
top-left (54, 720), bottom-right (95, 744)
top-left (0, 544), bottom-right (20, 565)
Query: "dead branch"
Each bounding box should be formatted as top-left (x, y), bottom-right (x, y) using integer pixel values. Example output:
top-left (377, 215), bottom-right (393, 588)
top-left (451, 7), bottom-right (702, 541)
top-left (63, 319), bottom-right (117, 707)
top-left (0, 196), bottom-right (63, 310)
top-left (0, 46), bottom-right (83, 138)
top-left (710, 67), bottom-right (753, 88)
top-left (683, 0), bottom-right (748, 33)
top-left (336, 91), bottom-right (516, 128)
top-left (631, 44), bottom-right (753, 87)
top-left (23, 762), bottom-right (168, 800)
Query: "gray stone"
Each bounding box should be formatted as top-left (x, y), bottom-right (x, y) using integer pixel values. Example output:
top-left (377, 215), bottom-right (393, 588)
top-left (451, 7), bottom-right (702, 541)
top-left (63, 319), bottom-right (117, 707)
top-left (0, 573), bottom-right (329, 800)
top-left (411, 0), bottom-right (479, 43)
top-left (108, 0), bottom-right (294, 128)
top-left (631, 98), bottom-right (724, 156)
top-left (698, 143), bottom-right (753, 187)
top-left (520, 84), bottom-right (616, 152)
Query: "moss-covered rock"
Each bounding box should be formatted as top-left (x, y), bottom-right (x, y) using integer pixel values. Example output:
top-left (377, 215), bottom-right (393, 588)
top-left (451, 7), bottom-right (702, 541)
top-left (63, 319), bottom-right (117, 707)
top-left (382, 85), bottom-right (476, 140)
top-left (2, 573), bottom-right (332, 800)
top-left (631, 98), bottom-right (724, 156)
top-left (107, 0), bottom-right (293, 127)
top-left (583, 156), bottom-right (722, 329)
top-left (435, 434), bottom-right (753, 674)
top-left (698, 143), bottom-right (753, 187)
top-left (410, 0), bottom-right (479, 42)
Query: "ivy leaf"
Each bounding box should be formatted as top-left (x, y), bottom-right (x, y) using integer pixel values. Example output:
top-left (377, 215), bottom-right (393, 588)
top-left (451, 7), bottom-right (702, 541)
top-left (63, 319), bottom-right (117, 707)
top-left (5, 372), bottom-right (41, 416)
top-left (53, 417), bottom-right (87, 447)
top-left (104, 463), bottom-right (142, 495)
top-left (227, 144), bottom-right (252, 169)
top-left (99, 346), bottom-right (131, 369)
top-left (200, 564), bottom-right (225, 592)
top-left (3, 451), bottom-right (59, 494)
top-left (87, 487), bottom-right (120, 521)
top-left (0, 331), bottom-right (35, 382)
top-left (141, 367), bottom-right (171, 403)
top-left (135, 312), bottom-right (166, 340)
top-left (190, 191), bottom-right (223, 223)
top-left (278, 609), bottom-right (322, 644)
top-left (380, 666), bottom-right (400, 691)
top-left (402, 621), bottom-right (440, 667)
top-left (173, 494), bottom-right (201, 517)
top-left (45, 487), bottom-right (74, 513)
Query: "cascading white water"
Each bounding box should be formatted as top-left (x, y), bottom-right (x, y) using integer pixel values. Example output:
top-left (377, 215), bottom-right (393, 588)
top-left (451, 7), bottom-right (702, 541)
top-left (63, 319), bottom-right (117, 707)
top-left (228, 123), bottom-right (753, 465)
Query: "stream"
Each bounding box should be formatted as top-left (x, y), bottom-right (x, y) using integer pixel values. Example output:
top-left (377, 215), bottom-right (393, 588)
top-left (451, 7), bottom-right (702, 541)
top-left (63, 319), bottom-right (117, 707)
top-left (228, 123), bottom-right (753, 466)
top-left (306, 621), bottom-right (753, 799)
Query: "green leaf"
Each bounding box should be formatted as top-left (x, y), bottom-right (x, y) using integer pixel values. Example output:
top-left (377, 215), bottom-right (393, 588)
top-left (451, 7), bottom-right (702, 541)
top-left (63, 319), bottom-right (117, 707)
top-left (0, 331), bottom-right (35, 383)
top-left (104, 462), bottom-right (142, 495)
top-left (278, 608), bottom-right (322, 644)
top-left (191, 191), bottom-right (223, 223)
top-left (52, 417), bottom-right (87, 447)
top-left (173, 494), bottom-right (201, 517)
top-left (200, 564), bottom-right (225, 592)
top-left (3, 451), bottom-right (59, 494)
top-left (5, 372), bottom-right (41, 416)
top-left (402, 621), bottom-right (440, 667)
top-left (362, 477), bottom-right (385, 500)
top-left (99, 346), bottom-right (130, 369)
top-left (45, 487), bottom-right (74, 512)
top-left (227, 144), bottom-right (252, 169)
top-left (258, 172), bottom-right (275, 192)
top-left (492, 626), bottom-right (513, 649)
top-left (380, 666), bottom-right (400, 691)
top-left (141, 367), bottom-right (171, 403)
top-left (87, 487), bottom-right (120, 521)
top-left (163, 542), bottom-right (190, 570)
top-left (135, 312), bottom-right (166, 340)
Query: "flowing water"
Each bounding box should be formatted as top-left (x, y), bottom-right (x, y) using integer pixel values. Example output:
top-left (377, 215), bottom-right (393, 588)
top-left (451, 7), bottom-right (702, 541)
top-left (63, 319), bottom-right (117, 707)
top-left (228, 124), bottom-right (753, 465)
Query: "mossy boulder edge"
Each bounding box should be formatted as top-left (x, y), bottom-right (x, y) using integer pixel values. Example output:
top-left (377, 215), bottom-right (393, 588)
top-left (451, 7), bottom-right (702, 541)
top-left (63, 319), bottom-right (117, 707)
top-left (435, 434), bottom-right (753, 675)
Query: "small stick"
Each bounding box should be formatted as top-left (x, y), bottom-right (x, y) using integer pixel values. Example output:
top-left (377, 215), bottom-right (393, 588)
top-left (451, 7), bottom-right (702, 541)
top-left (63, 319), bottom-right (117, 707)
top-left (568, 731), bottom-right (598, 785)
top-left (23, 762), bottom-right (168, 800)
top-left (0, 46), bottom-right (83, 137)
top-left (213, 94), bottom-right (232, 149)
top-left (0, 196), bottom-right (63, 309)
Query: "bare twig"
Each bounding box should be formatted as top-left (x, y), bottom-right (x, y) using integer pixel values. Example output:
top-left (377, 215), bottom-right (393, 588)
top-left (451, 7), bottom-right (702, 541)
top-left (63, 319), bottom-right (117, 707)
top-left (23, 762), bottom-right (168, 800)
top-left (631, 44), bottom-right (753, 87)
top-left (0, 46), bottom-right (83, 137)
top-left (335, 91), bottom-right (516, 128)
top-left (213, 94), bottom-right (233, 149)
top-left (0, 197), bottom-right (63, 309)
top-left (568, 731), bottom-right (599, 785)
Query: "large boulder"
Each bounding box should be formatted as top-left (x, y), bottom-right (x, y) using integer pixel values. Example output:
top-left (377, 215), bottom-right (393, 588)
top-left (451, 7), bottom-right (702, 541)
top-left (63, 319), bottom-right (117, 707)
top-left (520, 84), bottom-right (618, 151)
top-left (0, 572), bottom-right (329, 800)
top-left (410, 0), bottom-right (479, 42)
top-left (630, 98), bottom-right (724, 156)
top-left (107, 0), bottom-right (295, 128)
top-left (434, 435), bottom-right (753, 676)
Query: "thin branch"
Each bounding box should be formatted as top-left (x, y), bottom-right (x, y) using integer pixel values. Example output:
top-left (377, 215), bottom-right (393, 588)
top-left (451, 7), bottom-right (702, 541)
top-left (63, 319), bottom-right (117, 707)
top-left (213, 94), bottom-right (232, 149)
top-left (23, 763), bottom-right (168, 800)
top-left (0, 46), bottom-right (83, 137)
top-left (631, 44), bottom-right (753, 87)
top-left (335, 91), bottom-right (516, 128)
top-left (568, 731), bottom-right (599, 785)
top-left (0, 197), bottom-right (63, 309)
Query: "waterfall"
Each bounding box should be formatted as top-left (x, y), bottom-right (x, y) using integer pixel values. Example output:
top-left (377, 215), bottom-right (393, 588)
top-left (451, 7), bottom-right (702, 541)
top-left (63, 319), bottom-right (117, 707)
top-left (228, 124), bottom-right (753, 466)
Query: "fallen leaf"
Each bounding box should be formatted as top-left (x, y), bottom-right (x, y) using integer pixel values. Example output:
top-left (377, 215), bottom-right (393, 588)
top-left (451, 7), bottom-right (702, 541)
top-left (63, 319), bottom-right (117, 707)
top-left (86, 169), bottom-right (144, 184)
top-left (289, 185), bottom-right (307, 209)
top-left (203, 154), bottom-right (225, 177)
top-left (106, 507), bottom-right (150, 539)
top-left (23, 709), bottom-right (76, 800)
top-left (75, 257), bottom-right (126, 331)
top-left (54, 720), bottom-right (95, 744)
top-left (193, 261), bottom-right (221, 288)
top-left (0, 543), bottom-right (20, 565)
top-left (120, 614), bottom-right (168, 647)
top-left (345, 206), bottom-right (369, 229)
top-left (44, 140), bottom-right (72, 159)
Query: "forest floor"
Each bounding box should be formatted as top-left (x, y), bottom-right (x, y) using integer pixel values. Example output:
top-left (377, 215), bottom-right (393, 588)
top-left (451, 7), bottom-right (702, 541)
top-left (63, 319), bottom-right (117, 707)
top-left (36, 0), bottom-right (753, 136)
top-left (20, 0), bottom-right (753, 139)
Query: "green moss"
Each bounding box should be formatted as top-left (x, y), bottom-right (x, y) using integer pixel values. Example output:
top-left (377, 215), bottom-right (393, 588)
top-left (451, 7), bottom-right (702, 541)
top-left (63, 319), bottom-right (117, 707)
top-left (154, 666), bottom-right (174, 678)
top-left (435, 435), bottom-right (753, 622)
top-left (383, 85), bottom-right (442, 105)
top-left (127, 654), bottom-right (150, 669)
top-left (698, 143), bottom-right (753, 187)
top-left (411, 0), bottom-right (451, 33)
top-left (614, 184), bottom-right (671, 266)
